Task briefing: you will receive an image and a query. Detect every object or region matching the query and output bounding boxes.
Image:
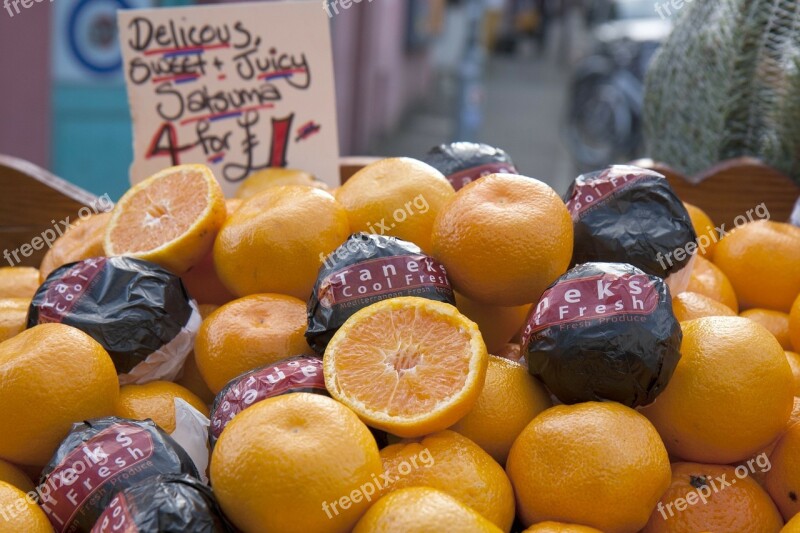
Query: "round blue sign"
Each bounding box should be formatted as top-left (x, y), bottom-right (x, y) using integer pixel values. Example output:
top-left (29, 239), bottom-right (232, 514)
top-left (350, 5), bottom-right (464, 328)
top-left (67, 0), bottom-right (130, 74)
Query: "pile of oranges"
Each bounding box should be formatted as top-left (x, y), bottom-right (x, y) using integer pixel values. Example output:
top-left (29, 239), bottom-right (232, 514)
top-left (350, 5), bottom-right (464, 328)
top-left (0, 159), bottom-right (799, 533)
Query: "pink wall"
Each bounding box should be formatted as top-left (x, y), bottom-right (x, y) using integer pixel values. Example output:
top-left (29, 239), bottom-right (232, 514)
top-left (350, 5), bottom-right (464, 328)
top-left (331, 0), bottom-right (432, 154)
top-left (0, 6), bottom-right (51, 167)
top-left (330, 5), bottom-right (360, 155)
top-left (219, 0), bottom-right (434, 155)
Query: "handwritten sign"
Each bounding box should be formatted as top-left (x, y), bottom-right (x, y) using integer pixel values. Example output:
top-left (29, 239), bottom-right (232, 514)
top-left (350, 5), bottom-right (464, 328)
top-left (118, 1), bottom-right (341, 195)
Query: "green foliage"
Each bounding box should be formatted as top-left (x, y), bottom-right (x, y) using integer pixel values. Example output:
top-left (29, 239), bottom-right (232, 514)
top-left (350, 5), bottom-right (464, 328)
top-left (644, 0), bottom-right (800, 183)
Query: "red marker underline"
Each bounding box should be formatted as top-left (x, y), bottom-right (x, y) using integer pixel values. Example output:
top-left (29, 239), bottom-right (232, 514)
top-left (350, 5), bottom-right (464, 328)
top-left (144, 42), bottom-right (231, 56)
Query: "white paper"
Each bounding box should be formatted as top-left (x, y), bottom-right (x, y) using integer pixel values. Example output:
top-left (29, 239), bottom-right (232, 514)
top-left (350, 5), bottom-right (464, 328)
top-left (118, 1), bottom-right (341, 195)
top-left (171, 398), bottom-right (211, 484)
top-left (118, 300), bottom-right (201, 386)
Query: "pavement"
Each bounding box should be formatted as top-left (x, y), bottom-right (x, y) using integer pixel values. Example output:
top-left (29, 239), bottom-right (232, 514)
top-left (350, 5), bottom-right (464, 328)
top-left (368, 14), bottom-right (588, 196)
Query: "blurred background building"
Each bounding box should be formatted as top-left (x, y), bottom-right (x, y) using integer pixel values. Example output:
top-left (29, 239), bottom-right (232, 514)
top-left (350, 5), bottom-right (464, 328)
top-left (0, 0), bottom-right (671, 199)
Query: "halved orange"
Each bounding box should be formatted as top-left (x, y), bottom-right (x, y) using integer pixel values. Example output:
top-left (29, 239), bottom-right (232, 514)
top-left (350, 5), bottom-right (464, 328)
top-left (323, 296), bottom-right (488, 437)
top-left (104, 164), bottom-right (226, 274)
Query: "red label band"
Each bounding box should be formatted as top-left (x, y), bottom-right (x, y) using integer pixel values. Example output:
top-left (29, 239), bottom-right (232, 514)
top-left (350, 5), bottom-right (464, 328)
top-left (90, 494), bottom-right (139, 533)
top-left (566, 168), bottom-right (657, 218)
top-left (40, 424), bottom-right (154, 531)
top-left (211, 357), bottom-right (326, 439)
top-left (317, 255), bottom-right (451, 308)
top-left (446, 162), bottom-right (518, 190)
top-left (38, 257), bottom-right (107, 324)
top-left (523, 273), bottom-right (659, 341)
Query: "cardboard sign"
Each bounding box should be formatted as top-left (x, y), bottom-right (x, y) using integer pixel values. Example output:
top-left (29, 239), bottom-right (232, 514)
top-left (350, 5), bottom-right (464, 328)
top-left (118, 0), bottom-right (340, 195)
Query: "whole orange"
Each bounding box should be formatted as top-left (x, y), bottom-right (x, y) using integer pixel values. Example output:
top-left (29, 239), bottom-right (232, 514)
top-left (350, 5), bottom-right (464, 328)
top-left (523, 523), bottom-right (603, 533)
top-left (39, 212), bottom-right (110, 281)
top-left (757, 396), bottom-right (800, 470)
top-left (790, 293), bottom-right (800, 352)
top-left (180, 199), bottom-right (241, 306)
top-left (765, 422), bottom-right (800, 520)
top-left (0, 267), bottom-right (39, 300)
top-left (235, 168), bottom-right (327, 200)
top-left (114, 381), bottom-right (209, 433)
top-left (784, 513), bottom-right (800, 532)
top-left (214, 185), bottom-right (350, 300)
top-left (740, 395), bottom-right (800, 488)
top-left (379, 430), bottom-right (515, 532)
top-left (455, 292), bottom-right (531, 354)
top-left (195, 294), bottom-right (311, 393)
top-left (640, 317), bottom-right (793, 463)
top-left (506, 401), bottom-right (670, 533)
top-left (181, 253), bottom-right (236, 305)
top-left (0, 298), bottom-right (28, 343)
top-left (686, 256), bottom-right (739, 312)
top-left (0, 458), bottom-right (33, 492)
top-left (0, 324), bottom-right (118, 465)
top-left (714, 220), bottom-right (800, 312)
top-left (174, 304), bottom-right (218, 404)
top-left (449, 355), bottom-right (552, 465)
top-left (334, 157), bottom-right (455, 253)
top-left (741, 308), bottom-right (793, 349)
top-left (175, 350), bottom-right (215, 405)
top-left (352, 487), bottom-right (502, 533)
top-left (642, 462), bottom-right (782, 533)
top-left (683, 202), bottom-right (718, 259)
top-left (786, 352), bottom-right (800, 396)
top-left (671, 291), bottom-right (736, 322)
top-left (210, 393), bottom-right (382, 533)
top-left (431, 173), bottom-right (573, 306)
top-left (0, 481), bottom-right (52, 532)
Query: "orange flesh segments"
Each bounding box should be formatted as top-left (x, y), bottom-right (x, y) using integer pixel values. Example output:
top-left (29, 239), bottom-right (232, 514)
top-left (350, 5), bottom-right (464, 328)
top-left (108, 169), bottom-right (211, 253)
top-left (329, 306), bottom-right (473, 417)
